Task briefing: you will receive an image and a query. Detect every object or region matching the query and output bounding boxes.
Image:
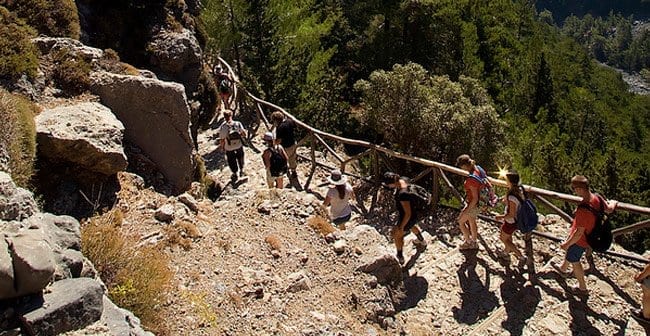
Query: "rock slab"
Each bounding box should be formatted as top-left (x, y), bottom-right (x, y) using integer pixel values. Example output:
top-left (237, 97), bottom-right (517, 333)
top-left (35, 102), bottom-right (128, 176)
top-left (21, 278), bottom-right (103, 336)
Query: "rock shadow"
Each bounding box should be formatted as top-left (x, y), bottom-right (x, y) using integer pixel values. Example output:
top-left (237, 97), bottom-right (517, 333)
top-left (453, 249), bottom-right (500, 325)
top-left (391, 275), bottom-right (429, 313)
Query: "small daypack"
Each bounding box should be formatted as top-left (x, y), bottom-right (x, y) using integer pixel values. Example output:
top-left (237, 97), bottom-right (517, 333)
top-left (404, 184), bottom-right (431, 212)
top-left (510, 187), bottom-right (538, 233)
top-left (469, 165), bottom-right (498, 208)
top-left (227, 124), bottom-right (242, 144)
top-left (268, 146), bottom-right (288, 176)
top-left (579, 194), bottom-right (613, 253)
top-left (219, 77), bottom-right (231, 93)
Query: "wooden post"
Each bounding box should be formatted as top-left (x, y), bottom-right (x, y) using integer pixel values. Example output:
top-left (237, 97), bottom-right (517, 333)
top-left (432, 168), bottom-right (440, 210)
top-left (372, 149), bottom-right (380, 184)
top-left (303, 133), bottom-right (317, 191)
top-left (524, 232), bottom-right (536, 280)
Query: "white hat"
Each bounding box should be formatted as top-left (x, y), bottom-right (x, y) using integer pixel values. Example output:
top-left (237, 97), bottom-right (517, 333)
top-left (327, 169), bottom-right (347, 186)
top-left (263, 132), bottom-right (274, 141)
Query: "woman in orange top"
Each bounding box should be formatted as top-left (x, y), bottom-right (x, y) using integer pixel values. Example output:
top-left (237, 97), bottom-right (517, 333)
top-left (456, 154), bottom-right (481, 250)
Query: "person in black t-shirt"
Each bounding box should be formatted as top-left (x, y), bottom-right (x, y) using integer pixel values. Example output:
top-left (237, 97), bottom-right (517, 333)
top-left (382, 172), bottom-right (427, 265)
top-left (271, 111), bottom-right (298, 178)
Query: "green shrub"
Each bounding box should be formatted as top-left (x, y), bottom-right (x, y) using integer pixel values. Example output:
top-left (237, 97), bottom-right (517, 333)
top-left (0, 89), bottom-right (38, 187)
top-left (52, 47), bottom-right (91, 96)
top-left (4, 0), bottom-right (80, 39)
top-left (81, 210), bottom-right (172, 334)
top-left (0, 7), bottom-right (39, 80)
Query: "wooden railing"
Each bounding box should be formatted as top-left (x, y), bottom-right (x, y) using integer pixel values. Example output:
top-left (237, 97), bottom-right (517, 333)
top-left (216, 58), bottom-right (650, 268)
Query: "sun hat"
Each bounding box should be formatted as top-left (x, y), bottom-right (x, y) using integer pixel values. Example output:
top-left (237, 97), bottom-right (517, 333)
top-left (327, 169), bottom-right (347, 186)
top-left (263, 132), bottom-right (274, 141)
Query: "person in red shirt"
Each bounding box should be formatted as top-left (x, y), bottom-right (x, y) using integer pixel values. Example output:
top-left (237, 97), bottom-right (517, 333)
top-left (456, 154), bottom-right (482, 250)
top-left (555, 175), bottom-right (616, 294)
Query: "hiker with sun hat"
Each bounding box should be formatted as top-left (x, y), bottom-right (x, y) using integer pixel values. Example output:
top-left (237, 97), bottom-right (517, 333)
top-left (322, 169), bottom-right (355, 229)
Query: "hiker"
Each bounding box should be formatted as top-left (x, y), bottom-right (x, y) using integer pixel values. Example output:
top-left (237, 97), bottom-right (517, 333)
top-left (214, 64), bottom-right (233, 110)
top-left (552, 175), bottom-right (616, 295)
top-left (494, 171), bottom-right (526, 268)
top-left (271, 111), bottom-right (298, 179)
top-left (633, 262), bottom-right (650, 324)
top-left (262, 132), bottom-right (288, 189)
top-left (322, 169), bottom-right (355, 229)
top-left (382, 172), bottom-right (427, 265)
top-left (219, 110), bottom-right (247, 181)
top-left (456, 154), bottom-right (482, 250)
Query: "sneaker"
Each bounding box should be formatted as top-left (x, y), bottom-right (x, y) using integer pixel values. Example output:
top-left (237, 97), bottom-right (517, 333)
top-left (550, 260), bottom-right (571, 278)
top-left (396, 254), bottom-right (405, 265)
top-left (231, 173), bottom-right (238, 181)
top-left (239, 170), bottom-right (246, 176)
top-left (459, 241), bottom-right (473, 250)
top-left (291, 171), bottom-right (298, 178)
top-left (517, 256), bottom-right (528, 269)
top-left (569, 286), bottom-right (589, 296)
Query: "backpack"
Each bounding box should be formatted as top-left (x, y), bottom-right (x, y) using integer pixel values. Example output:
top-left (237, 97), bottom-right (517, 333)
top-left (468, 165), bottom-right (498, 208)
top-left (268, 146), bottom-right (288, 176)
top-left (219, 77), bottom-right (231, 93)
top-left (227, 124), bottom-right (242, 144)
top-left (510, 187), bottom-right (539, 233)
top-left (578, 194), bottom-right (613, 253)
top-left (403, 184), bottom-right (431, 212)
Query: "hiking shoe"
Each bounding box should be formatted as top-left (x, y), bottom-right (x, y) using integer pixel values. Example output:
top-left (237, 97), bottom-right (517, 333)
top-left (459, 241), bottom-right (473, 250)
top-left (290, 171), bottom-right (298, 178)
top-left (569, 286), bottom-right (589, 296)
top-left (413, 238), bottom-right (427, 250)
top-left (239, 170), bottom-right (246, 177)
top-left (550, 260), bottom-right (571, 278)
top-left (231, 173), bottom-right (238, 181)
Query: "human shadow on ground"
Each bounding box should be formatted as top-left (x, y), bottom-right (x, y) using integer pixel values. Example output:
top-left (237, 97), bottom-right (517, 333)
top-left (391, 275), bottom-right (429, 313)
top-left (453, 249), bottom-right (500, 325)
top-left (499, 272), bottom-right (541, 335)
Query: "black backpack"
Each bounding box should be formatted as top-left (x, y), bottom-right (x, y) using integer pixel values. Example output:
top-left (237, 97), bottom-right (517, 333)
top-left (404, 184), bottom-right (431, 212)
top-left (578, 194), bottom-right (613, 253)
top-left (268, 146), bottom-right (288, 176)
top-left (227, 124), bottom-right (242, 144)
top-left (219, 77), bottom-right (231, 93)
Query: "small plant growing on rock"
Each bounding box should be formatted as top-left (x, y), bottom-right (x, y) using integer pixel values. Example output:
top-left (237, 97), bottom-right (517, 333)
top-left (0, 7), bottom-right (39, 80)
top-left (51, 47), bottom-right (92, 96)
top-left (81, 210), bottom-right (172, 334)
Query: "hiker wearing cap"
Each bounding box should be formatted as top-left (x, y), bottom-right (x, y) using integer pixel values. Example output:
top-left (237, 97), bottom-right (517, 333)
top-left (322, 169), bottom-right (355, 229)
top-left (262, 132), bottom-right (288, 189)
top-left (214, 64), bottom-right (233, 110)
top-left (633, 262), bottom-right (650, 325)
top-left (552, 175), bottom-right (617, 295)
top-left (494, 171), bottom-right (526, 268)
top-left (456, 154), bottom-right (481, 250)
top-left (219, 110), bottom-right (247, 182)
top-left (382, 172), bottom-right (427, 265)
top-left (271, 111), bottom-right (298, 179)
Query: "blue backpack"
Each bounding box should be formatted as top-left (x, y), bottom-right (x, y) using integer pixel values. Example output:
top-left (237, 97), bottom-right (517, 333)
top-left (469, 165), bottom-right (498, 208)
top-left (511, 187), bottom-right (538, 233)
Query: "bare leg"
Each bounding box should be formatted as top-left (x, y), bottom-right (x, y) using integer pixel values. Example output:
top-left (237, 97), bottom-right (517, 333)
top-left (457, 213), bottom-right (471, 242)
top-left (468, 216), bottom-right (478, 242)
top-left (276, 177), bottom-right (284, 189)
top-left (643, 286), bottom-right (650, 319)
top-left (572, 261), bottom-right (587, 291)
top-left (500, 232), bottom-right (523, 258)
top-left (393, 226), bottom-right (405, 252)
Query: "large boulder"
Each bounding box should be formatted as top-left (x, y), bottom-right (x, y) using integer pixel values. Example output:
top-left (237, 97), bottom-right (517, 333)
top-left (0, 171), bottom-right (38, 221)
top-left (0, 238), bottom-right (14, 299)
top-left (148, 29), bottom-right (201, 82)
top-left (35, 102), bottom-right (128, 176)
top-left (5, 228), bottom-right (56, 299)
top-left (20, 278), bottom-right (103, 336)
top-left (100, 295), bottom-right (154, 336)
top-left (91, 72), bottom-right (196, 194)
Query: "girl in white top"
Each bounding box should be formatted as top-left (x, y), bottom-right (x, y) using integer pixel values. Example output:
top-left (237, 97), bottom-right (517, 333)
top-left (495, 171), bottom-right (526, 267)
top-left (322, 169), bottom-right (355, 229)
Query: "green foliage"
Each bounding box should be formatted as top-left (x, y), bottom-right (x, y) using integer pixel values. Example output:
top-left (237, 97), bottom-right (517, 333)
top-left (4, 0), bottom-right (80, 39)
top-left (354, 63), bottom-right (505, 166)
top-left (51, 47), bottom-right (92, 96)
top-left (0, 6), bottom-right (38, 80)
top-left (0, 89), bottom-right (38, 187)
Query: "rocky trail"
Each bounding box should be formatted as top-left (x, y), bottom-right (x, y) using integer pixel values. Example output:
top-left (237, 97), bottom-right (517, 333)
top-left (105, 114), bottom-right (650, 336)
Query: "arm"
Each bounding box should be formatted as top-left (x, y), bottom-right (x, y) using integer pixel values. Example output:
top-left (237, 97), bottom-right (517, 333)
top-left (561, 226), bottom-right (585, 250)
top-left (468, 185), bottom-right (479, 209)
top-left (219, 137), bottom-right (226, 151)
top-left (635, 263), bottom-right (650, 282)
top-left (495, 198), bottom-right (517, 222)
top-left (323, 195), bottom-right (331, 207)
top-left (262, 150), bottom-right (270, 168)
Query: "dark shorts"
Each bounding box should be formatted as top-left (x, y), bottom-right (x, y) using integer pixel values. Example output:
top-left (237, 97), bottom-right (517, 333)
top-left (501, 221), bottom-right (517, 235)
top-left (565, 244), bottom-right (586, 263)
top-left (333, 213), bottom-right (351, 225)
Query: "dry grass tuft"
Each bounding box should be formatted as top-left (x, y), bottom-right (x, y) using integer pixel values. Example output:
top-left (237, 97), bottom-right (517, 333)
top-left (81, 210), bottom-right (172, 334)
top-left (307, 215), bottom-right (336, 236)
top-left (0, 89), bottom-right (38, 187)
top-left (162, 225), bottom-right (192, 251)
top-left (264, 234), bottom-right (283, 251)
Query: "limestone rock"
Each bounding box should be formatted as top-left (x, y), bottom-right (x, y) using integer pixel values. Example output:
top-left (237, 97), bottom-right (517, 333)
top-left (0, 172), bottom-right (38, 221)
top-left (6, 229), bottom-right (55, 298)
top-left (0, 238), bottom-right (14, 299)
top-left (20, 278), bottom-right (103, 336)
top-left (91, 72), bottom-right (195, 193)
top-left (333, 240), bottom-right (347, 254)
top-left (286, 272), bottom-right (311, 293)
top-left (54, 249), bottom-right (84, 280)
top-left (32, 37), bottom-right (104, 61)
top-left (148, 29), bottom-right (201, 78)
top-left (178, 193), bottom-right (199, 213)
top-left (155, 204), bottom-right (175, 222)
top-left (35, 102), bottom-right (128, 176)
top-left (356, 254), bottom-right (402, 286)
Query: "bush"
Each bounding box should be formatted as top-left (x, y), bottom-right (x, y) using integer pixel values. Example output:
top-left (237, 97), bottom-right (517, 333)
top-left (0, 89), bottom-right (38, 187)
top-left (4, 0), bottom-right (80, 39)
top-left (81, 210), bottom-right (172, 334)
top-left (0, 7), bottom-right (39, 80)
top-left (51, 47), bottom-right (91, 96)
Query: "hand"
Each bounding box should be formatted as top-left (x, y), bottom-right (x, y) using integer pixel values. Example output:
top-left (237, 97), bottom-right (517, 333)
top-left (560, 242), bottom-right (569, 250)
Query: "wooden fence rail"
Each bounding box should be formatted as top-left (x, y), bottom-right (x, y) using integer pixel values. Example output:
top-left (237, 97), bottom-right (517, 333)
top-left (216, 57), bottom-right (650, 267)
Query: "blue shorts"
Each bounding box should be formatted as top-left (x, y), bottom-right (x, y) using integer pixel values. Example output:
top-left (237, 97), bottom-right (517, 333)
top-left (565, 244), bottom-right (585, 263)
